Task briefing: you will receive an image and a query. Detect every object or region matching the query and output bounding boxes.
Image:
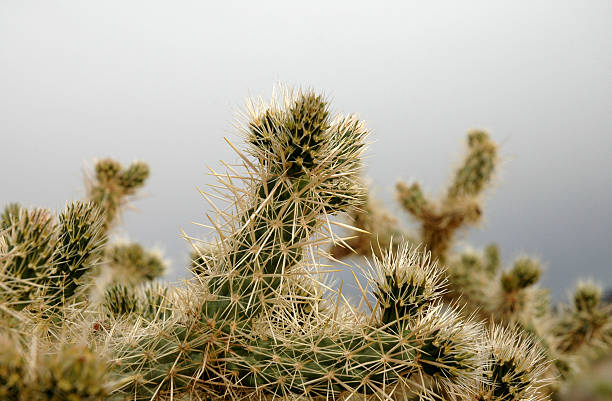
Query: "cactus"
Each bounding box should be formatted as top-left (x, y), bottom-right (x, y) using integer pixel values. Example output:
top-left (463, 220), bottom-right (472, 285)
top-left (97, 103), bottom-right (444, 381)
top-left (0, 87), bottom-right (607, 400)
top-left (105, 89), bottom-right (553, 401)
top-left (554, 282), bottom-right (612, 355)
top-left (86, 159), bottom-right (149, 230)
top-left (34, 344), bottom-right (111, 401)
top-left (396, 130), bottom-right (497, 263)
top-left (85, 158), bottom-right (167, 312)
top-left (337, 130), bottom-right (497, 264)
top-left (0, 334), bottom-right (27, 400)
top-left (0, 201), bottom-right (107, 314)
top-left (103, 282), bottom-right (171, 320)
top-left (332, 127), bottom-right (612, 396)
top-left (0, 331), bottom-right (111, 401)
top-left (476, 325), bottom-right (550, 401)
top-left (105, 242), bottom-right (165, 285)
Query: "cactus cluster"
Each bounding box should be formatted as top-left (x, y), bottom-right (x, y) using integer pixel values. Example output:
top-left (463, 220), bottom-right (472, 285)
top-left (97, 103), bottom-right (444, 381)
top-left (333, 128), bottom-right (612, 397)
top-left (0, 87), bottom-right (609, 400)
top-left (0, 201), bottom-right (107, 312)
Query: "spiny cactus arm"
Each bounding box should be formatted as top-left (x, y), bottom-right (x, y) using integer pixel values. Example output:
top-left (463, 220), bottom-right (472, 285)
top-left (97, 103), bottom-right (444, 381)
top-left (86, 158), bottom-right (150, 230)
top-left (494, 257), bottom-right (543, 320)
top-left (48, 201), bottom-right (107, 306)
top-left (0, 205), bottom-right (57, 307)
top-left (199, 90), bottom-right (368, 325)
top-left (446, 129), bottom-right (497, 200)
top-left (394, 130), bottom-right (497, 263)
top-left (103, 282), bottom-right (172, 321)
top-left (367, 244), bottom-right (446, 325)
top-left (396, 181), bottom-right (432, 220)
top-left (553, 282), bottom-right (612, 355)
top-left (475, 325), bottom-right (550, 401)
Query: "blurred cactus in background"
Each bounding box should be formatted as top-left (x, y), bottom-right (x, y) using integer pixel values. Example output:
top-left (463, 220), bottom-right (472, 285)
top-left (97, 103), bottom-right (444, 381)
top-left (105, 243), bottom-right (165, 286)
top-left (85, 157), bottom-right (166, 302)
top-left (329, 192), bottom-right (407, 260)
top-left (0, 87), bottom-right (610, 400)
top-left (87, 158), bottom-right (150, 230)
top-left (396, 129), bottom-right (496, 263)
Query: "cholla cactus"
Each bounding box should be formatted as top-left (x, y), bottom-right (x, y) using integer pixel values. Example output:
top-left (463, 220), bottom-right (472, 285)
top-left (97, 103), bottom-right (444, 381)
top-left (0, 87), bottom-right (604, 400)
top-left (396, 130), bottom-right (497, 263)
top-left (0, 201), bottom-right (106, 314)
top-left (104, 88), bottom-right (553, 401)
top-left (86, 158), bottom-right (150, 230)
top-left (334, 130), bottom-right (497, 264)
top-left (33, 344), bottom-right (111, 401)
top-left (331, 126), bottom-right (611, 397)
top-left (103, 282), bottom-right (171, 321)
top-left (553, 282), bottom-right (612, 355)
top-left (105, 243), bottom-right (165, 285)
top-left (85, 158), bottom-right (167, 312)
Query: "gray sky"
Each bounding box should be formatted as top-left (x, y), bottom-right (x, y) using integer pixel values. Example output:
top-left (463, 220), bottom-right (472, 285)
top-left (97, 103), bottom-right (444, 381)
top-left (1, 1), bottom-right (611, 300)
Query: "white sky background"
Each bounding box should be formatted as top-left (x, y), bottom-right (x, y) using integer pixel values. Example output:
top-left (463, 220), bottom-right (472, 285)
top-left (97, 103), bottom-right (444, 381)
top-left (1, 1), bottom-right (611, 300)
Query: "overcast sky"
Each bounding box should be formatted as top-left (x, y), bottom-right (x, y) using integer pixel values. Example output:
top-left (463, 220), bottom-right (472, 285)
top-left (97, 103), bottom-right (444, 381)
top-left (1, 1), bottom-right (610, 301)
